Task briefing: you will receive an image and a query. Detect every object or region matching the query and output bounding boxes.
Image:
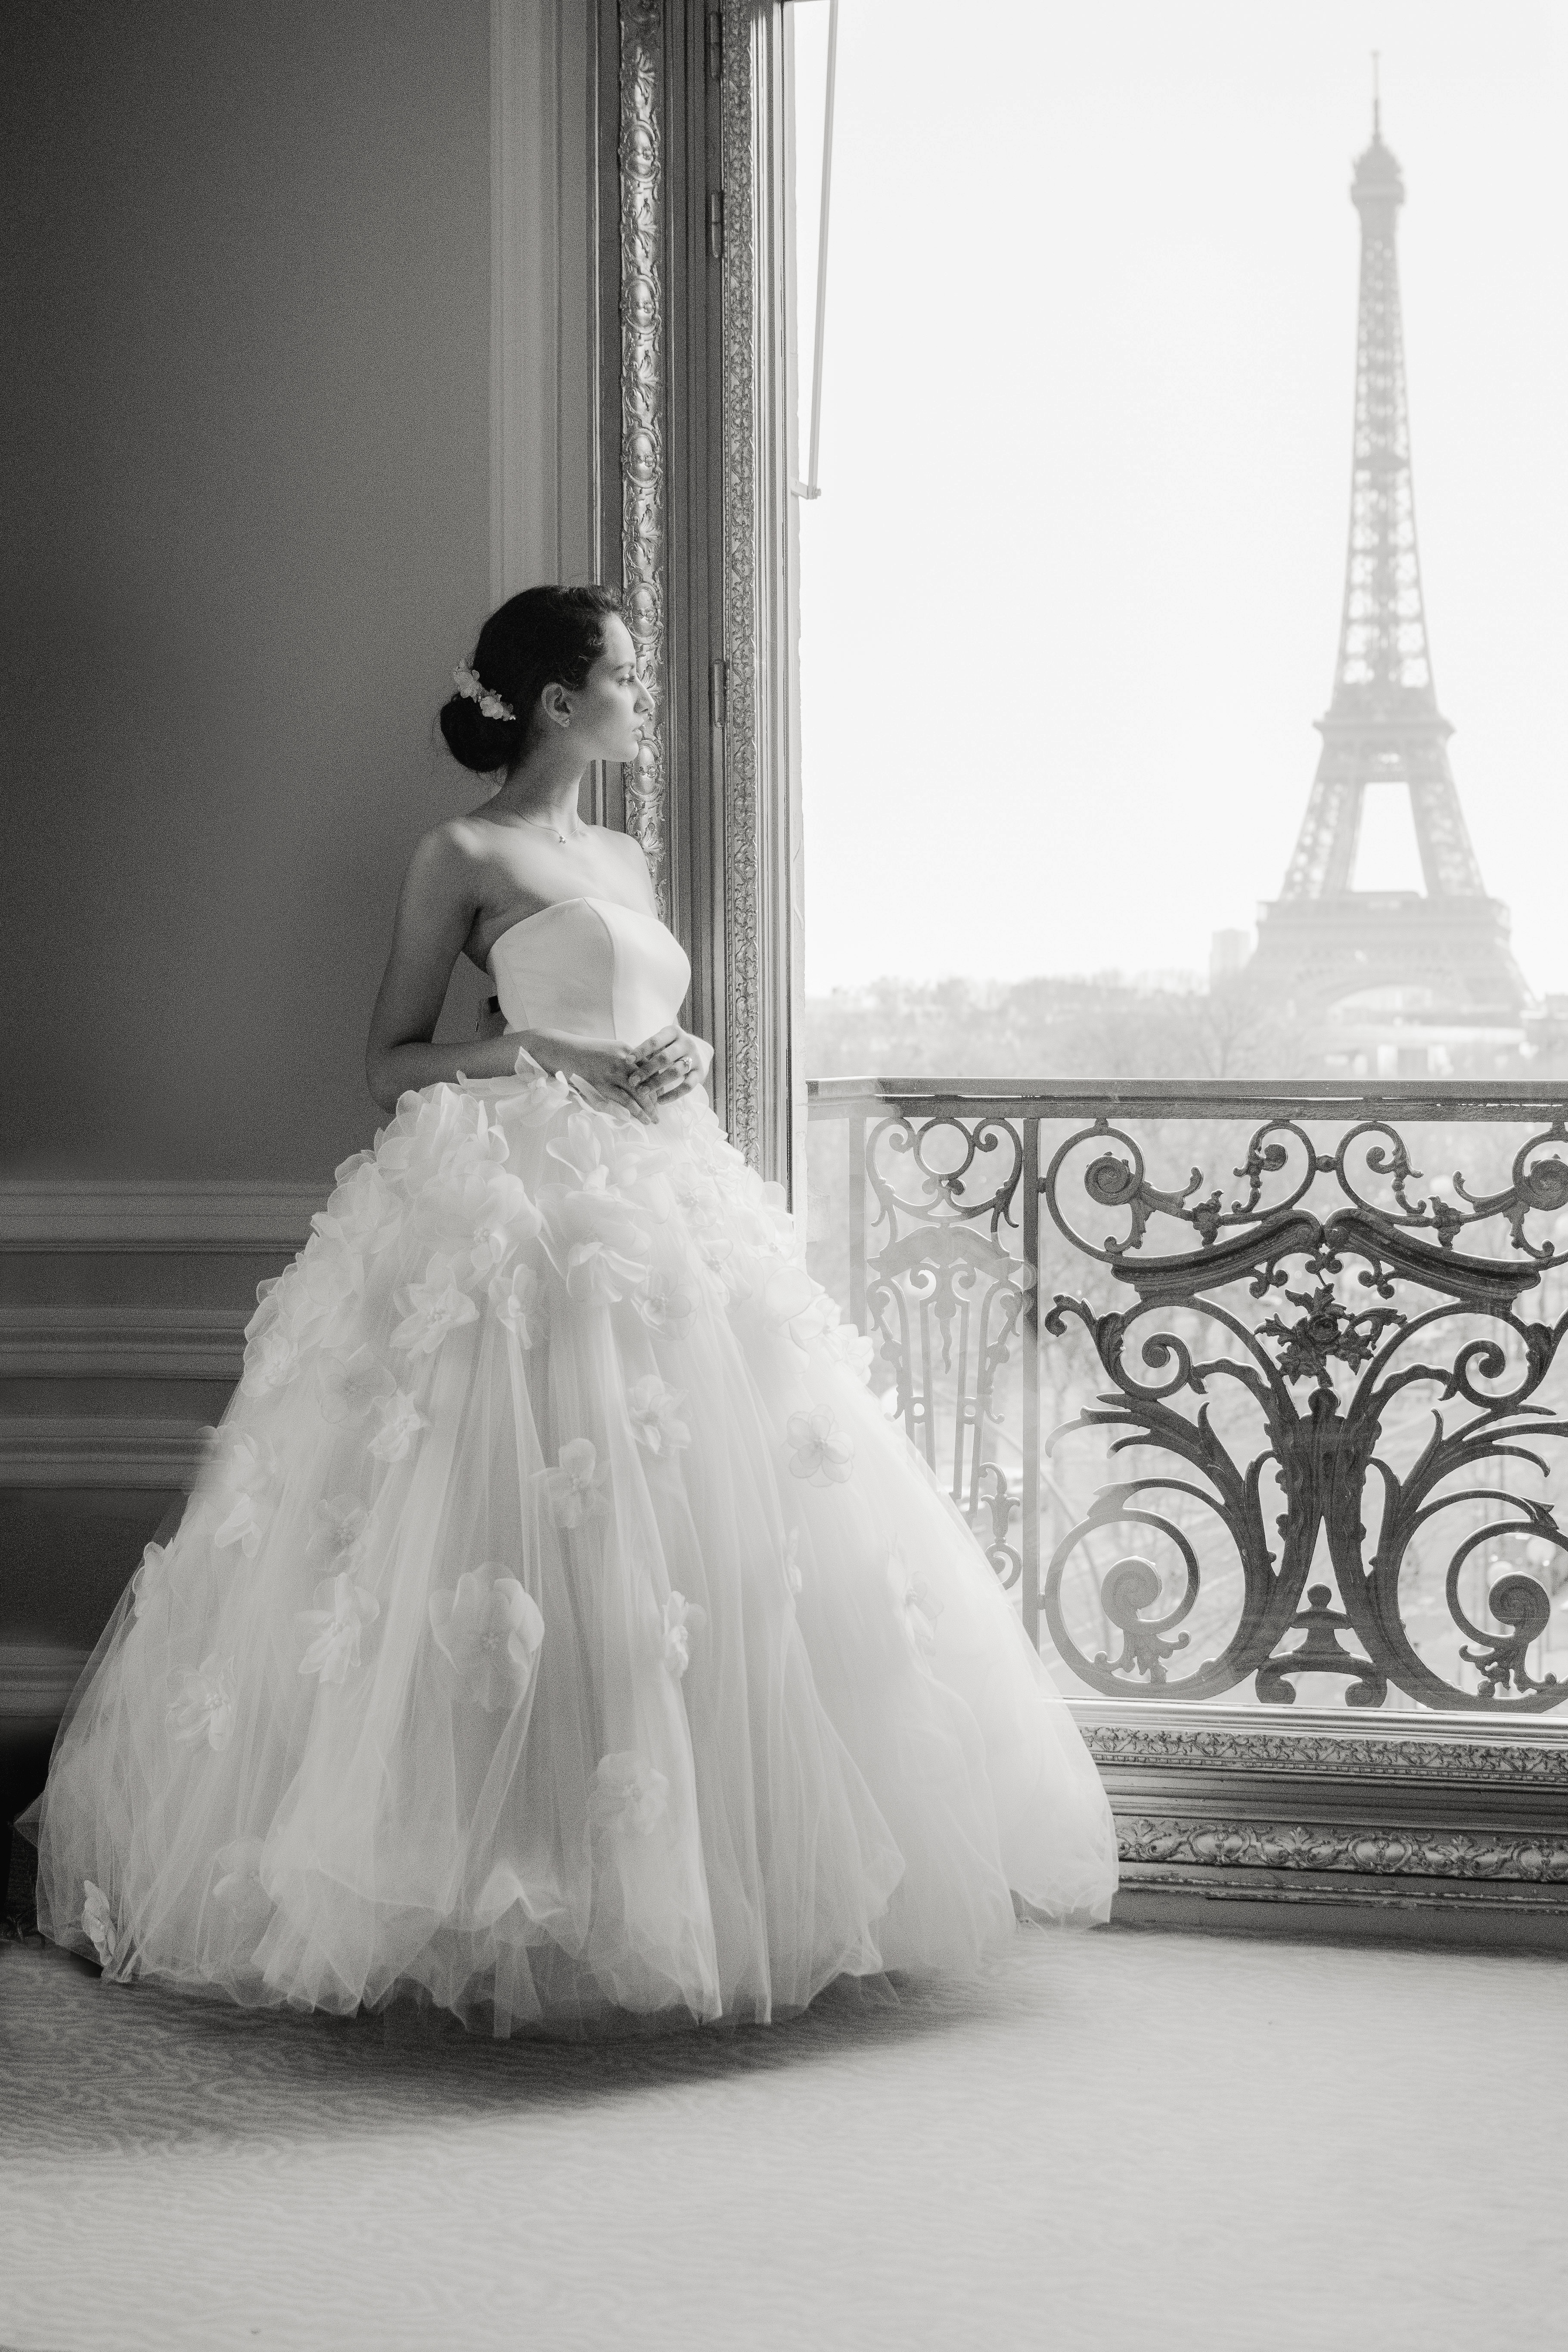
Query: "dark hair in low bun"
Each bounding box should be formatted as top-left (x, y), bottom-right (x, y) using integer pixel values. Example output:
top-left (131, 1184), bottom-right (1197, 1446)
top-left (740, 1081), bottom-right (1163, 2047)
top-left (439, 584), bottom-right (623, 775)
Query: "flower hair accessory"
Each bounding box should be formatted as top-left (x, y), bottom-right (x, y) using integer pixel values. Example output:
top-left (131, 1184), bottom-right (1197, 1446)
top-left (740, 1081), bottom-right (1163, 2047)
top-left (453, 660), bottom-right (516, 725)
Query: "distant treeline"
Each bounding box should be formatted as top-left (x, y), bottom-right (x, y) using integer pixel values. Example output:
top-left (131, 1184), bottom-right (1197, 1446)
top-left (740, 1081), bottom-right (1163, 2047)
top-left (804, 972), bottom-right (1556, 1081)
top-left (805, 972), bottom-right (1309, 1080)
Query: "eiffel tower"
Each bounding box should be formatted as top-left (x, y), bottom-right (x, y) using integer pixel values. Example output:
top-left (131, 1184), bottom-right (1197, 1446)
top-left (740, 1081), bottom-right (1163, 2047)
top-left (1250, 97), bottom-right (1529, 1037)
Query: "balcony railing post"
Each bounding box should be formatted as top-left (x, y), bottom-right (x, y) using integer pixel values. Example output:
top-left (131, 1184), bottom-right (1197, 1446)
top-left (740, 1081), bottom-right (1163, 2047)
top-left (1022, 1112), bottom-right (1042, 1650)
top-left (847, 1111), bottom-right (867, 1335)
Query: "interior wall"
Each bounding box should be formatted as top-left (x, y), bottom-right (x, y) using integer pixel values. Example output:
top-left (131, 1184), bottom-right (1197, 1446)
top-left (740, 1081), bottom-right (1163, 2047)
top-left (0, 0), bottom-right (494, 1184)
top-left (0, 0), bottom-right (506, 1789)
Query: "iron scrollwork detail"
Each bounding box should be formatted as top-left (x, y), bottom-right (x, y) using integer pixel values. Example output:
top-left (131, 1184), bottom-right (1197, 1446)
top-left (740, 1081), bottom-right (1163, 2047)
top-left (862, 1113), bottom-right (1033, 1583)
top-left (1042, 1115), bottom-right (1568, 1713)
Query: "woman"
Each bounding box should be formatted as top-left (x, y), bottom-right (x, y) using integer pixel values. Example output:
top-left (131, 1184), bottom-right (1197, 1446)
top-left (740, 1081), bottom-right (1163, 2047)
top-left (31, 585), bottom-right (1117, 2033)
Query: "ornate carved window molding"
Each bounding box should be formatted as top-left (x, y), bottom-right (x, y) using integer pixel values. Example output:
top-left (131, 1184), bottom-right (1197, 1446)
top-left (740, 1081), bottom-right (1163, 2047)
top-left (712, 0), bottom-right (798, 1182)
top-left (1081, 1700), bottom-right (1568, 1944)
top-left (592, 1), bottom-right (796, 1183)
top-left (614, 0), bottom-right (672, 902)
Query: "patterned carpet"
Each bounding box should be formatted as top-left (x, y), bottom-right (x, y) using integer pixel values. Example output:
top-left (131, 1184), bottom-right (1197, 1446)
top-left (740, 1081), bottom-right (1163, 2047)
top-left (2, 1921), bottom-right (1562, 2352)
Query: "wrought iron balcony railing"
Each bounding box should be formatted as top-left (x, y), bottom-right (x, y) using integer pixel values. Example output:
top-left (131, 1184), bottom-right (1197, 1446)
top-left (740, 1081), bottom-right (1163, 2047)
top-left (805, 1077), bottom-right (1568, 1717)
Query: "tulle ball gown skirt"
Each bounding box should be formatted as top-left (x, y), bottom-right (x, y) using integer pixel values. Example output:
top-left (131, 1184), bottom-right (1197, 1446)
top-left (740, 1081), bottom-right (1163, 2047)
top-left (33, 1073), bottom-right (1118, 2033)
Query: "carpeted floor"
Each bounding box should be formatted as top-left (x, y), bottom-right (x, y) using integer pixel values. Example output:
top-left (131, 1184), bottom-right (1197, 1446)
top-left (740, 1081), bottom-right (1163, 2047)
top-left (1, 1922), bottom-right (1563, 2352)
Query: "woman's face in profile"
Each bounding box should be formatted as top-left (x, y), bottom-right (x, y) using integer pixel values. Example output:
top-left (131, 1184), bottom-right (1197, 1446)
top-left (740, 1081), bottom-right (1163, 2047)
top-left (561, 615), bottom-right (652, 763)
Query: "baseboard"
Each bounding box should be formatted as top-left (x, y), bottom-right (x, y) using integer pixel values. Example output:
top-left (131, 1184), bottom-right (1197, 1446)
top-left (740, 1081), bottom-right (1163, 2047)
top-left (0, 1179), bottom-right (325, 1252)
top-left (1111, 1874), bottom-right (1568, 1953)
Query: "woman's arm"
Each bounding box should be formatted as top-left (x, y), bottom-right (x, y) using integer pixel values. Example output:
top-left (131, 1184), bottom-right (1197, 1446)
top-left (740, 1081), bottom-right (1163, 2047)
top-left (364, 830), bottom-right (658, 1117)
top-left (364, 830), bottom-right (519, 1109)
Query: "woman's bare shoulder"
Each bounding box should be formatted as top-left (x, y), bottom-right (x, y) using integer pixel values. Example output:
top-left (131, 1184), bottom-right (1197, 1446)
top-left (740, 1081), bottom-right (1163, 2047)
top-left (599, 825), bottom-right (656, 895)
top-left (393, 817), bottom-right (507, 922)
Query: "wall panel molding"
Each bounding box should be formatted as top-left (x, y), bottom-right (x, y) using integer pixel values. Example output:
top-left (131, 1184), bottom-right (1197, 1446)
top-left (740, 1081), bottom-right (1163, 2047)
top-left (0, 1418), bottom-right (206, 1488)
top-left (0, 1181), bottom-right (320, 1254)
top-left (0, 1643), bottom-right (92, 1722)
top-left (0, 1307), bottom-right (245, 1382)
top-left (490, 0), bottom-right (602, 603)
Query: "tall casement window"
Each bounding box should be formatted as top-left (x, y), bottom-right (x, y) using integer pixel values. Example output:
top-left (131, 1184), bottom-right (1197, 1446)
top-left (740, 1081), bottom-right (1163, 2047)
top-left (472, 2), bottom-right (1568, 1936)
top-left (754, 1), bottom-right (1568, 1932)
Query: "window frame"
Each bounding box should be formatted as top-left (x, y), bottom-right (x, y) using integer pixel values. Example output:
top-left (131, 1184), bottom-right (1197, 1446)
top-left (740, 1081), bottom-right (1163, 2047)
top-left (580, 1), bottom-right (1568, 1945)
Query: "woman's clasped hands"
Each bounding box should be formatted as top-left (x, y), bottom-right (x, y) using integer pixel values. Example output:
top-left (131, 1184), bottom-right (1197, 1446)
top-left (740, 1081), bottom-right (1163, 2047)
top-left (522, 1025), bottom-right (708, 1122)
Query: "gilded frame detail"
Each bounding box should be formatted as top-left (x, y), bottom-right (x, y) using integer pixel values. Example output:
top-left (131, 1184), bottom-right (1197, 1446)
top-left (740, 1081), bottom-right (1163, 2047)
top-left (617, 0), bottom-right (670, 914)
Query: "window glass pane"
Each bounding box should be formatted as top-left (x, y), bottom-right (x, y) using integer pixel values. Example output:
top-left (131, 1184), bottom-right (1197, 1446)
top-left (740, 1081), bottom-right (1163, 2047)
top-left (794, 4), bottom-right (1568, 1715)
top-left (793, 0), bottom-right (1568, 1085)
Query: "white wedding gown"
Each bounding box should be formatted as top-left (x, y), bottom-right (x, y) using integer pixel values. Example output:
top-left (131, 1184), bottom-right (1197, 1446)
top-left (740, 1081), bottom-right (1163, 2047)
top-left (33, 895), bottom-right (1117, 2031)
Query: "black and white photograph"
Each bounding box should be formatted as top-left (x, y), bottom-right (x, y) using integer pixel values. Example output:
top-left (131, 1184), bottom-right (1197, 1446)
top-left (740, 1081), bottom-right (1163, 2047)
top-left (3, 3), bottom-right (1565, 2346)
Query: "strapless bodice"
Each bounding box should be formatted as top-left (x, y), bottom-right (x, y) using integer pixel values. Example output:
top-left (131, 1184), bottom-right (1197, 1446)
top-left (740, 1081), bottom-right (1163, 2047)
top-left (487, 896), bottom-right (692, 1047)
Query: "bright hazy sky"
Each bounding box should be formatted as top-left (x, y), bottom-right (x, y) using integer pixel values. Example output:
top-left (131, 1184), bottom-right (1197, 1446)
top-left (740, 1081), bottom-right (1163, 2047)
top-left (792, 0), bottom-right (1568, 994)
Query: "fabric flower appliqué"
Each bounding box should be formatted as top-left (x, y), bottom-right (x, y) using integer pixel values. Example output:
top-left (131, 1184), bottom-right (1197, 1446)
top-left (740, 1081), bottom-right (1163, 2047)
top-left (212, 1839), bottom-right (273, 1935)
top-left (307, 1493), bottom-right (374, 1575)
top-left (312, 1159), bottom-right (404, 1259)
top-left (419, 1122), bottom-right (540, 1272)
top-left (683, 1196), bottom-right (733, 1273)
top-left (627, 1376), bottom-right (691, 1457)
top-left (391, 1254), bottom-right (481, 1358)
top-left (537, 1439), bottom-right (610, 1530)
top-left (464, 1170), bottom-right (542, 1283)
top-left (130, 1540), bottom-right (169, 1620)
top-left (761, 1269), bottom-right (873, 1381)
top-left (367, 1388), bottom-right (427, 1463)
top-left (205, 1432), bottom-right (277, 1560)
top-left (239, 1321), bottom-right (302, 1398)
top-left (318, 1345), bottom-right (396, 1426)
top-left (660, 1590), bottom-right (705, 1679)
top-left (545, 1110), bottom-right (664, 1198)
top-left (168, 1652), bottom-right (237, 1752)
top-left (297, 1572), bottom-right (380, 1685)
top-left (539, 1120), bottom-right (654, 1302)
top-left (635, 1270), bottom-right (695, 1340)
top-left (555, 1236), bottom-right (649, 1308)
top-left (377, 1084), bottom-right (496, 1195)
top-left (510, 1069), bottom-right (574, 1125)
top-left (587, 1752), bottom-right (668, 1838)
top-left (428, 1565), bottom-right (545, 1713)
top-left (786, 1407), bottom-right (854, 1487)
top-left (823, 1321), bottom-right (875, 1383)
top-left (82, 1880), bottom-right (119, 1969)
top-left (250, 1231), bottom-right (363, 1366)
top-left (489, 1261), bottom-right (547, 1348)
top-left (760, 1265), bottom-right (828, 1342)
top-left (888, 1544), bottom-right (943, 1656)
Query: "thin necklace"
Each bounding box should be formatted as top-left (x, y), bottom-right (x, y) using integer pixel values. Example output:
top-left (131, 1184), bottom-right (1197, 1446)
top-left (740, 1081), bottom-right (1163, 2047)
top-left (515, 813), bottom-right (578, 844)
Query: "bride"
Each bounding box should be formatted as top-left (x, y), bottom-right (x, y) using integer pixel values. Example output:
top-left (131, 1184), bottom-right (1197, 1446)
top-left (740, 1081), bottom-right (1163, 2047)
top-left (31, 584), bottom-right (1118, 2032)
